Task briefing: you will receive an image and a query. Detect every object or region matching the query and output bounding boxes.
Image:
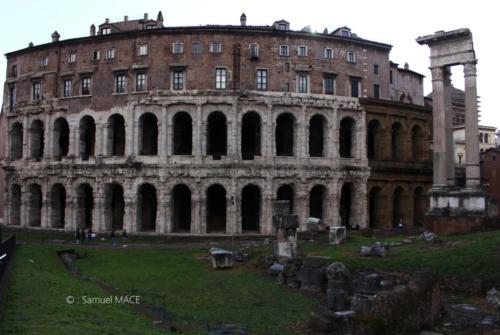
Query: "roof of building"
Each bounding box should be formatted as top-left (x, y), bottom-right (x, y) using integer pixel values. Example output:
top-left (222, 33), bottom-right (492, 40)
top-left (426, 86), bottom-right (465, 105)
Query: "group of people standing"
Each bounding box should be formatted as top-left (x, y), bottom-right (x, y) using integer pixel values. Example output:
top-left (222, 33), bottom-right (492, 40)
top-left (74, 228), bottom-right (128, 246)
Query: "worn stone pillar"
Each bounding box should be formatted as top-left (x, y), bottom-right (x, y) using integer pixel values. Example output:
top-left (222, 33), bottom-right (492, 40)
top-left (41, 188), bottom-right (50, 228)
top-left (296, 186), bottom-right (308, 231)
top-left (45, 113), bottom-right (52, 160)
top-left (64, 186), bottom-right (75, 231)
top-left (21, 184), bottom-right (28, 227)
top-left (330, 179), bottom-right (340, 227)
top-left (22, 116), bottom-right (29, 160)
top-left (464, 61), bottom-right (481, 188)
top-left (159, 114), bottom-right (168, 163)
top-left (158, 184), bottom-right (168, 233)
top-left (124, 199), bottom-right (136, 233)
top-left (430, 66), bottom-right (447, 187)
top-left (126, 110), bottom-right (136, 156)
top-left (353, 180), bottom-right (368, 229)
top-left (297, 105), bottom-right (306, 158)
top-left (262, 189), bottom-right (274, 235)
top-left (191, 189), bottom-right (202, 234)
top-left (443, 67), bottom-right (455, 186)
top-left (194, 104), bottom-right (202, 159)
top-left (227, 192), bottom-right (238, 235)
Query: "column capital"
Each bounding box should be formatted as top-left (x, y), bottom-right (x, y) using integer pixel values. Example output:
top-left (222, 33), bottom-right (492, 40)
top-left (463, 61), bottom-right (477, 77)
top-left (429, 66), bottom-right (444, 81)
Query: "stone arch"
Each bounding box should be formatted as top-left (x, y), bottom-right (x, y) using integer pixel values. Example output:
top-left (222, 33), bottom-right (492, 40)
top-left (137, 183), bottom-right (157, 231)
top-left (10, 122), bottom-right (23, 160)
top-left (207, 111), bottom-right (227, 158)
top-left (172, 184), bottom-right (191, 232)
top-left (369, 186), bottom-right (382, 229)
top-left (241, 111), bottom-right (261, 160)
top-left (309, 114), bottom-right (326, 157)
top-left (207, 184), bottom-right (227, 233)
top-left (391, 122), bottom-right (404, 161)
top-left (104, 183), bottom-right (124, 231)
top-left (139, 113), bottom-right (158, 155)
top-left (277, 184), bottom-right (294, 214)
top-left (107, 114), bottom-right (126, 156)
top-left (309, 184), bottom-right (326, 219)
top-left (50, 183), bottom-right (66, 229)
top-left (9, 184), bottom-right (21, 226)
top-left (340, 182), bottom-right (353, 228)
top-left (413, 187), bottom-right (426, 228)
top-left (28, 184), bottom-right (42, 227)
top-left (76, 183), bottom-right (93, 229)
top-left (241, 184), bottom-right (261, 232)
top-left (411, 124), bottom-right (425, 162)
top-left (173, 112), bottom-right (193, 155)
top-left (392, 186), bottom-right (404, 228)
top-left (53, 117), bottom-right (69, 160)
top-left (367, 119), bottom-right (382, 160)
top-left (79, 115), bottom-right (95, 160)
top-left (339, 117), bottom-right (355, 158)
top-left (30, 119), bottom-right (44, 161)
top-left (276, 113), bottom-right (295, 156)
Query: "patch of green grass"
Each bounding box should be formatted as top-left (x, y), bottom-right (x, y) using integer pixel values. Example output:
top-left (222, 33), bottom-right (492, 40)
top-left (0, 245), bottom-right (168, 335)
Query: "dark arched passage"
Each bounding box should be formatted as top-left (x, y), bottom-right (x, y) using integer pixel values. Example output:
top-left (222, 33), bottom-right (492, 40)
top-left (28, 184), bottom-right (42, 227)
top-left (107, 114), bottom-right (125, 156)
top-left (207, 184), bottom-right (226, 232)
top-left (173, 112), bottom-right (192, 155)
top-left (340, 182), bottom-right (353, 228)
top-left (30, 120), bottom-right (44, 161)
top-left (241, 184), bottom-right (260, 232)
top-left (207, 112), bottom-right (227, 158)
top-left (393, 187), bottom-right (404, 228)
top-left (139, 113), bottom-right (158, 155)
top-left (172, 184), bottom-right (191, 231)
top-left (411, 125), bottom-right (425, 162)
top-left (79, 116), bottom-right (95, 160)
top-left (137, 183), bottom-right (157, 231)
top-left (50, 184), bottom-right (66, 229)
top-left (105, 184), bottom-right (124, 231)
top-left (10, 184), bottom-right (21, 226)
top-left (309, 185), bottom-right (326, 219)
top-left (413, 187), bottom-right (426, 228)
top-left (309, 115), bottom-right (326, 157)
top-left (53, 118), bottom-right (69, 160)
top-left (10, 122), bottom-right (23, 160)
top-left (276, 113), bottom-right (295, 156)
top-left (367, 119), bottom-right (381, 160)
top-left (76, 184), bottom-right (93, 229)
top-left (369, 186), bottom-right (382, 229)
top-left (277, 184), bottom-right (294, 214)
top-left (241, 112), bottom-right (261, 160)
top-left (391, 122), bottom-right (403, 161)
top-left (339, 117), bottom-right (355, 158)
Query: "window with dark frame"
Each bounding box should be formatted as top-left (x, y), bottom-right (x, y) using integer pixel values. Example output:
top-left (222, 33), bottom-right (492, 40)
top-left (63, 79), bottom-right (72, 97)
top-left (215, 68), bottom-right (226, 89)
top-left (373, 84), bottom-right (380, 98)
top-left (250, 43), bottom-right (259, 58)
top-left (390, 70), bottom-right (393, 84)
top-left (324, 75), bottom-right (335, 95)
top-left (374, 64), bottom-right (379, 75)
top-left (192, 42), bottom-right (201, 54)
top-left (106, 48), bottom-right (115, 59)
top-left (138, 44), bottom-right (148, 56)
top-left (11, 65), bottom-right (17, 77)
top-left (8, 84), bottom-right (15, 112)
top-left (298, 73), bottom-right (308, 93)
top-left (92, 50), bottom-right (100, 60)
top-left (324, 48), bottom-right (333, 59)
top-left (347, 51), bottom-right (356, 63)
top-left (173, 70), bottom-right (184, 90)
top-left (298, 46), bottom-right (307, 57)
top-left (284, 63), bottom-right (290, 72)
top-left (102, 27), bottom-right (111, 35)
top-left (32, 81), bottom-right (41, 100)
top-left (172, 42), bottom-right (183, 54)
top-left (256, 69), bottom-right (268, 90)
top-left (115, 74), bottom-right (127, 93)
top-left (81, 77), bottom-right (91, 95)
top-left (40, 57), bottom-right (48, 67)
top-left (280, 45), bottom-right (289, 56)
top-left (210, 42), bottom-right (222, 53)
top-left (136, 73), bottom-right (147, 92)
top-left (68, 52), bottom-right (76, 63)
top-left (350, 77), bottom-right (360, 97)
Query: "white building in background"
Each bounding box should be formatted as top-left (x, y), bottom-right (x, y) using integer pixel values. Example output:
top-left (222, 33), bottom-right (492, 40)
top-left (454, 125), bottom-right (497, 165)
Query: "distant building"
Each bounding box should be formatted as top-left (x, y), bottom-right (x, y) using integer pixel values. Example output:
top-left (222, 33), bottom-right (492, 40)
top-left (481, 147), bottom-right (500, 207)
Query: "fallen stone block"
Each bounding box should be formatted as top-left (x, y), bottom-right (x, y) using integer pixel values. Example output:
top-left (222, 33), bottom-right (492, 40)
top-left (209, 248), bottom-right (233, 269)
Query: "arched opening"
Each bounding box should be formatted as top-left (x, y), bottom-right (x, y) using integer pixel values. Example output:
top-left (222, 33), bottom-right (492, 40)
top-left (392, 187), bottom-right (404, 228)
top-left (340, 182), bottom-right (353, 228)
top-left (10, 122), bottom-right (23, 160)
top-left (10, 184), bottom-right (21, 226)
top-left (241, 112), bottom-right (261, 160)
top-left (206, 184), bottom-right (226, 233)
top-left (277, 184), bottom-right (294, 214)
top-left (50, 184), bottom-right (66, 229)
top-left (367, 119), bottom-right (381, 160)
top-left (105, 184), bottom-right (124, 231)
top-left (339, 117), bottom-right (355, 158)
top-left (276, 113), bottom-right (295, 156)
top-left (107, 114), bottom-right (125, 156)
top-left (241, 184), bottom-right (260, 232)
top-left (172, 184), bottom-right (191, 232)
top-left (53, 118), bottom-right (69, 160)
top-left (137, 183), bottom-right (157, 231)
top-left (309, 185), bottom-right (326, 219)
top-left (28, 184), bottom-right (42, 227)
top-left (79, 116), bottom-right (95, 160)
top-left (173, 112), bottom-right (192, 155)
top-left (391, 122), bottom-right (403, 161)
top-left (30, 119), bottom-right (44, 161)
top-left (139, 113), bottom-right (158, 155)
top-left (369, 186), bottom-right (382, 229)
top-left (309, 115), bottom-right (326, 157)
top-left (413, 187), bottom-right (426, 228)
top-left (76, 184), bottom-right (93, 229)
top-left (411, 125), bottom-right (425, 162)
top-left (207, 112), bottom-right (227, 159)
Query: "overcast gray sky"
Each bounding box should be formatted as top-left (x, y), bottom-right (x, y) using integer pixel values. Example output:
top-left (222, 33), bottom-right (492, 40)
top-left (1, 0), bottom-right (497, 128)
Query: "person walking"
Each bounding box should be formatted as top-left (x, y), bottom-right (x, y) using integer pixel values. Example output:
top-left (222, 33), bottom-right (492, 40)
top-left (111, 230), bottom-right (117, 247)
top-left (87, 229), bottom-right (93, 243)
top-left (80, 228), bottom-right (86, 245)
top-left (75, 229), bottom-right (81, 244)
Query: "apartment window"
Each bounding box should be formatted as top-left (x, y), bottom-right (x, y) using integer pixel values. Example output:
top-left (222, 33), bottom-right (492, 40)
top-left (81, 77), bottom-right (91, 95)
top-left (373, 84), bottom-right (380, 98)
top-left (350, 77), bottom-right (361, 97)
top-left (215, 68), bottom-right (226, 89)
top-left (250, 43), bottom-right (259, 58)
top-left (68, 52), bottom-right (76, 63)
top-left (324, 48), bottom-right (333, 59)
top-left (485, 133), bottom-right (490, 144)
top-left (172, 42), bottom-right (183, 54)
top-left (390, 70), bottom-right (393, 84)
top-left (297, 73), bottom-right (308, 93)
top-left (8, 84), bottom-right (16, 112)
top-left (298, 46), bottom-right (307, 57)
top-left (146, 25), bottom-right (156, 30)
top-left (11, 65), bottom-right (17, 77)
top-left (40, 57), bottom-right (48, 67)
top-left (32, 81), bottom-right (41, 100)
top-left (283, 83), bottom-right (290, 92)
top-left (256, 69), bottom-right (268, 90)
top-left (63, 79), bottom-right (72, 97)
top-left (115, 74), bottom-right (127, 93)
top-left (342, 29), bottom-right (350, 37)
top-left (172, 70), bottom-right (184, 90)
top-left (135, 73), bottom-right (147, 92)
top-left (192, 42), bottom-right (201, 54)
top-left (323, 75), bottom-right (335, 95)
top-left (210, 42), bottom-right (222, 53)
top-left (284, 63), bottom-right (290, 72)
top-left (92, 50), bottom-right (101, 60)
top-left (347, 51), bottom-right (356, 63)
top-left (138, 44), bottom-right (148, 56)
top-left (279, 45), bottom-right (289, 56)
top-left (374, 64), bottom-right (379, 75)
top-left (106, 48), bottom-right (115, 59)
top-left (279, 23), bottom-right (287, 31)
top-left (102, 27), bottom-right (111, 35)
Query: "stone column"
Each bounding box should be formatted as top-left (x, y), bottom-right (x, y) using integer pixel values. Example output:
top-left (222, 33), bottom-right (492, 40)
top-left (262, 189), bottom-right (274, 235)
top-left (227, 192), bottom-right (238, 235)
top-left (430, 66), bottom-right (447, 187)
top-left (41, 187), bottom-right (50, 228)
top-left (297, 105), bottom-right (306, 158)
top-left (64, 186), bottom-right (75, 231)
top-left (21, 183), bottom-right (28, 227)
top-left (45, 113), bottom-right (51, 160)
top-left (95, 123), bottom-right (104, 157)
top-left (194, 104), bottom-right (203, 160)
top-left (22, 116), bottom-right (29, 160)
top-left (353, 180), bottom-right (368, 229)
top-left (126, 109), bottom-right (136, 156)
top-left (93, 184), bottom-right (105, 232)
top-left (124, 199), bottom-right (136, 233)
top-left (159, 113), bottom-right (168, 163)
top-left (263, 104), bottom-right (273, 158)
top-left (464, 61), bottom-right (481, 188)
top-left (296, 186), bottom-right (308, 231)
top-left (102, 122), bottom-right (109, 156)
top-left (158, 184), bottom-right (168, 233)
top-left (443, 67), bottom-right (455, 186)
top-left (191, 188), bottom-right (202, 234)
top-left (330, 179), bottom-right (340, 227)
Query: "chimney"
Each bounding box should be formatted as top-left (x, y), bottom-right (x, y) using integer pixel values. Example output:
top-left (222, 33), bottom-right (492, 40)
top-left (105, 18), bottom-right (110, 23)
top-left (124, 15), bottom-right (128, 21)
top-left (157, 11), bottom-right (164, 26)
top-left (144, 13), bottom-right (148, 20)
top-left (404, 62), bottom-right (409, 70)
top-left (240, 13), bottom-right (247, 26)
top-left (51, 31), bottom-right (60, 42)
top-left (90, 24), bottom-right (96, 36)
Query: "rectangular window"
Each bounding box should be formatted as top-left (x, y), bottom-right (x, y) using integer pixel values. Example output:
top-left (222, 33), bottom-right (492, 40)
top-left (40, 57), bottom-right (48, 67)
top-left (115, 74), bottom-right (127, 93)
top-left (374, 64), bottom-right (379, 75)
top-left (250, 43), bottom-right (259, 58)
top-left (283, 83), bottom-right (290, 92)
top-left (192, 42), bottom-right (201, 54)
top-left (135, 73), bottom-right (147, 92)
top-left (11, 65), bottom-right (17, 77)
top-left (106, 48), bottom-right (115, 59)
top-left (8, 84), bottom-right (16, 112)
top-left (373, 84), bottom-right (380, 98)
top-left (63, 79), bottom-right (72, 97)
top-left (32, 81), bottom-right (41, 100)
top-left (390, 70), bottom-right (393, 84)
top-left (284, 63), bottom-right (290, 72)
top-left (68, 52), bottom-right (76, 63)
top-left (347, 51), bottom-right (356, 64)
top-left (92, 50), bottom-right (101, 60)
top-left (81, 77), bottom-right (91, 95)
top-left (172, 42), bottom-right (183, 54)
top-left (298, 73), bottom-right (308, 93)
top-left (102, 27), bottom-right (111, 35)
top-left (173, 70), bottom-right (184, 90)
top-left (215, 68), bottom-right (226, 89)
top-left (324, 75), bottom-right (335, 95)
top-left (210, 42), bottom-right (222, 53)
top-left (324, 48), bottom-right (333, 59)
top-left (298, 46), bottom-right (307, 57)
top-left (350, 77), bottom-right (360, 97)
top-left (256, 69), bottom-right (268, 91)
top-left (279, 45), bottom-right (289, 56)
top-left (138, 44), bottom-right (148, 56)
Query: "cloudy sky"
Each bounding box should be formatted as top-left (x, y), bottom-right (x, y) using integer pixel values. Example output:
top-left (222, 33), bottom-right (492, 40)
top-left (1, 0), bottom-right (497, 128)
